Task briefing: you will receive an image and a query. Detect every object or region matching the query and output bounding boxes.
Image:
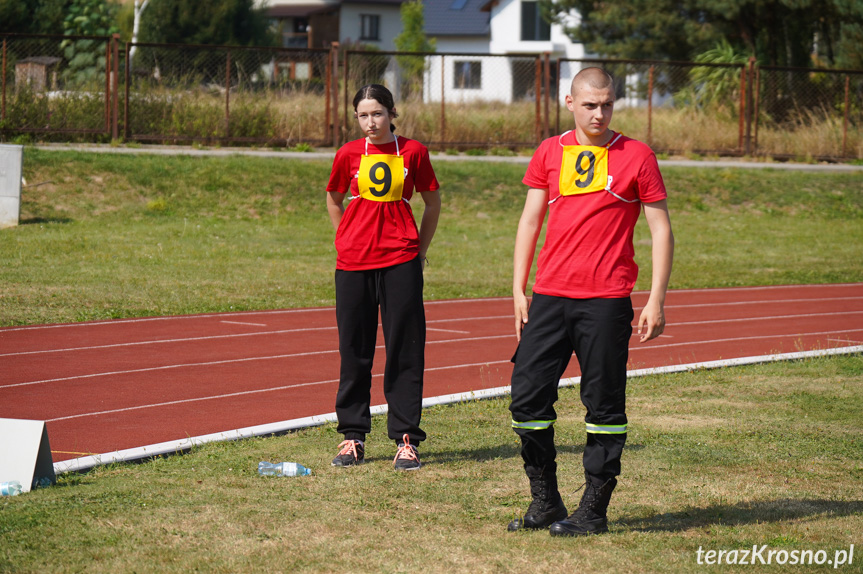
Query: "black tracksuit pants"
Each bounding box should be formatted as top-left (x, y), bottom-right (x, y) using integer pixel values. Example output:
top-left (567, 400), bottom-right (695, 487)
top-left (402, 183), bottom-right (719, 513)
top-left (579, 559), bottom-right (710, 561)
top-left (509, 294), bottom-right (633, 480)
top-left (334, 256), bottom-right (426, 445)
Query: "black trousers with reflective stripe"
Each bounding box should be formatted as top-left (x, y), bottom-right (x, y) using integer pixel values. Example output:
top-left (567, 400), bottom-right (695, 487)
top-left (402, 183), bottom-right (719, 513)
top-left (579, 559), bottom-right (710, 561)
top-left (334, 256), bottom-right (426, 445)
top-left (509, 294), bottom-right (632, 480)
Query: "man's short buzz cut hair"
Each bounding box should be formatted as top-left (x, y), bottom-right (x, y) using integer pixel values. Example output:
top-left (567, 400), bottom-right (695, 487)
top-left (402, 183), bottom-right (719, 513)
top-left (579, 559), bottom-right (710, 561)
top-left (571, 67), bottom-right (615, 94)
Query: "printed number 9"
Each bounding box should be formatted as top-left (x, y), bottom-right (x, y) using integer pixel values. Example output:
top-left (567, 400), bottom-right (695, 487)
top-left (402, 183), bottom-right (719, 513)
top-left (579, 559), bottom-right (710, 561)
top-left (369, 162), bottom-right (391, 197)
top-left (575, 150), bottom-right (596, 188)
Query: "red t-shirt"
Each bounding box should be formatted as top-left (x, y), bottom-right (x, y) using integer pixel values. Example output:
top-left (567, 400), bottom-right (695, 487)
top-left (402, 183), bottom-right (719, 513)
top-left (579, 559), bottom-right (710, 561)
top-left (523, 130), bottom-right (667, 299)
top-left (327, 136), bottom-right (440, 271)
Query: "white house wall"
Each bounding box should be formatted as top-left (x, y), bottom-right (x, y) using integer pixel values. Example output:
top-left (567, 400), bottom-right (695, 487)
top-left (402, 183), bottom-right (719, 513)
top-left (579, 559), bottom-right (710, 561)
top-left (433, 37), bottom-right (489, 55)
top-left (423, 55), bottom-right (516, 104)
top-left (339, 4), bottom-right (404, 50)
top-left (487, 0), bottom-right (583, 59)
top-left (483, 0), bottom-right (585, 104)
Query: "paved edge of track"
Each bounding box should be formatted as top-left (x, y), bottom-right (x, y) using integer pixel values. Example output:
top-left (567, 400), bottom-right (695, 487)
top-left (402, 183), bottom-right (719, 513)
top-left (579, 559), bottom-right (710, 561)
top-left (53, 344), bottom-right (863, 475)
top-left (35, 144), bottom-right (863, 171)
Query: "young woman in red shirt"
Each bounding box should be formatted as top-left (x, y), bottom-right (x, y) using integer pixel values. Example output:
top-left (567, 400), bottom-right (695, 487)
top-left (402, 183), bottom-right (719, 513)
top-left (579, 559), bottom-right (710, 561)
top-left (325, 84), bottom-right (441, 471)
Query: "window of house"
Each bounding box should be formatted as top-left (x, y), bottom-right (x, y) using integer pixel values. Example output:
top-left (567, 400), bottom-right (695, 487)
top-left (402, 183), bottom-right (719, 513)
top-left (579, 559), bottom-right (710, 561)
top-left (360, 14), bottom-right (380, 41)
top-left (454, 61), bottom-right (482, 89)
top-left (521, 1), bottom-right (550, 41)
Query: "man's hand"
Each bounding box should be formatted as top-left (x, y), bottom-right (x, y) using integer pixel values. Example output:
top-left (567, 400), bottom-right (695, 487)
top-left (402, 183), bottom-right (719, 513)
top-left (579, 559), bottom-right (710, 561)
top-left (637, 299), bottom-right (665, 342)
top-left (514, 292), bottom-right (530, 342)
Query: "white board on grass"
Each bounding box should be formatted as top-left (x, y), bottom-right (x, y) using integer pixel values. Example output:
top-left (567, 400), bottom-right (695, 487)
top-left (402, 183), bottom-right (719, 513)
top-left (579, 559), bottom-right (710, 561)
top-left (0, 144), bottom-right (23, 229)
top-left (0, 418), bottom-right (56, 493)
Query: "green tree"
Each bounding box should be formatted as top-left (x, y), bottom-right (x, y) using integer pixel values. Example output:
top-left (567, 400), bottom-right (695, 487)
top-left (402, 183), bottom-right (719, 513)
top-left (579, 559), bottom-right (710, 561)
top-left (544, 0), bottom-right (722, 62)
top-left (138, 0), bottom-right (274, 47)
top-left (677, 40), bottom-right (750, 111)
top-left (0, 0), bottom-right (68, 35)
top-left (545, 0), bottom-right (863, 69)
top-left (394, 0), bottom-right (436, 54)
top-left (60, 0), bottom-right (120, 86)
top-left (393, 0), bottom-right (436, 98)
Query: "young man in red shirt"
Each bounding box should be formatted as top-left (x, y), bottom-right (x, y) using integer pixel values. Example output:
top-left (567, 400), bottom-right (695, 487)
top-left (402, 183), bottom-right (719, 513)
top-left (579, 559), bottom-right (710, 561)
top-left (507, 67), bottom-right (674, 535)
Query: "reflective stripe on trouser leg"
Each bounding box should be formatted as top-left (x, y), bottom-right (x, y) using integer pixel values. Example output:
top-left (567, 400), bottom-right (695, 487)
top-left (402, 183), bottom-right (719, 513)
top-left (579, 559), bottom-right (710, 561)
top-left (512, 419), bottom-right (556, 431)
top-left (585, 423), bottom-right (627, 434)
top-left (568, 297), bottom-right (633, 480)
top-left (509, 295), bottom-right (573, 468)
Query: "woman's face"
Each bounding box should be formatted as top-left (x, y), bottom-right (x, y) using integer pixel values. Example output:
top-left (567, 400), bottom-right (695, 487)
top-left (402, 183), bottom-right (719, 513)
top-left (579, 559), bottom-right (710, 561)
top-left (355, 98), bottom-right (395, 144)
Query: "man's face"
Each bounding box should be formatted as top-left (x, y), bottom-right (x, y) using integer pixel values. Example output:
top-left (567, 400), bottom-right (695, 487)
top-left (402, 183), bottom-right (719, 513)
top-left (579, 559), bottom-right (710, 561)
top-left (566, 85), bottom-right (615, 140)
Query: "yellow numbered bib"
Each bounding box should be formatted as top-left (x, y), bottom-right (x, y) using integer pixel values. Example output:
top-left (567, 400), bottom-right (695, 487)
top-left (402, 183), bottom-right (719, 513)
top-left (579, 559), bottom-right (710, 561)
top-left (358, 154), bottom-right (405, 202)
top-left (559, 145), bottom-right (609, 196)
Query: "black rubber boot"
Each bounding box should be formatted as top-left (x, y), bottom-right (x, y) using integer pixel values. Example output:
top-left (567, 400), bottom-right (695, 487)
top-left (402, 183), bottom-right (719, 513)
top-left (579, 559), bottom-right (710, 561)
top-left (549, 474), bottom-right (617, 536)
top-left (507, 464), bottom-right (568, 531)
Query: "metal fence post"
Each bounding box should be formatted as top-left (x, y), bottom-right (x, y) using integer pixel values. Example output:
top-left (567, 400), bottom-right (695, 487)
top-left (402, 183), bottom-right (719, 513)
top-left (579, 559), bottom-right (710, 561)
top-left (543, 52), bottom-right (550, 139)
top-left (2, 39), bottom-right (7, 122)
top-left (336, 43), bottom-right (344, 148)
top-left (737, 64), bottom-right (746, 154)
top-left (104, 39), bottom-right (111, 133)
top-left (843, 74), bottom-right (850, 158)
top-left (753, 64), bottom-right (761, 154)
top-left (124, 43), bottom-right (131, 141)
top-left (440, 54), bottom-right (446, 149)
top-left (329, 43), bottom-right (340, 148)
top-left (555, 58), bottom-right (562, 135)
top-left (534, 57), bottom-right (542, 144)
top-left (325, 45), bottom-right (332, 144)
top-left (112, 34), bottom-right (120, 140)
top-left (343, 50), bottom-right (350, 147)
top-left (744, 56), bottom-right (755, 155)
top-left (225, 52), bottom-right (231, 139)
top-left (647, 65), bottom-right (654, 147)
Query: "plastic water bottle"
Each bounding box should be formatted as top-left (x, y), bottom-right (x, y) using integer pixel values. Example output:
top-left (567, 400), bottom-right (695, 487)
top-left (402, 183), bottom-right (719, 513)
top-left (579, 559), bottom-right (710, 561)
top-left (0, 481), bottom-right (23, 496)
top-left (257, 461), bottom-right (311, 477)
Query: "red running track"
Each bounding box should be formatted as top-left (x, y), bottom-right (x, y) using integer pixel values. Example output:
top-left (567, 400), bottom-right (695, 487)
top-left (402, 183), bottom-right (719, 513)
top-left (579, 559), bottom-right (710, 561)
top-left (1, 284), bottom-right (861, 468)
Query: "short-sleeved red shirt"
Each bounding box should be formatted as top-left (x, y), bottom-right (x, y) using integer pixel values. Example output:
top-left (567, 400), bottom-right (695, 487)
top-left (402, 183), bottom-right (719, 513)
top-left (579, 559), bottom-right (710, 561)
top-left (523, 130), bottom-right (667, 299)
top-left (327, 136), bottom-right (440, 271)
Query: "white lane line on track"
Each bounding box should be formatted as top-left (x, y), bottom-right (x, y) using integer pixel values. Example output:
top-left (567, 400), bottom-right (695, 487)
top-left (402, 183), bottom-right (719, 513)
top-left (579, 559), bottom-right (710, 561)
top-left (640, 296), bottom-right (863, 311)
top-left (665, 310), bottom-right (863, 327)
top-left (0, 325), bottom-right (339, 358)
top-left (20, 327), bottom-right (863, 419)
top-left (5, 305), bottom-right (862, 358)
top-left (45, 360), bottom-right (514, 422)
top-left (52, 344), bottom-right (863, 474)
top-left (3, 285), bottom-right (860, 334)
top-left (0, 315), bottom-right (511, 357)
top-left (6, 323), bottom-right (863, 389)
top-left (629, 328), bottom-right (863, 351)
top-left (0, 306), bottom-right (336, 332)
top-left (1, 349), bottom-right (340, 389)
top-left (221, 320), bottom-right (268, 327)
top-left (1, 335), bottom-right (515, 389)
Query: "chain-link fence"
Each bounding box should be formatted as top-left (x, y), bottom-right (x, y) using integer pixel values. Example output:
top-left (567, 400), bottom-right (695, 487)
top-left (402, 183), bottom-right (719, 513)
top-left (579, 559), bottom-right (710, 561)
top-left (124, 42), bottom-right (334, 146)
top-left (2, 34), bottom-right (861, 160)
top-left (344, 50), bottom-right (546, 149)
top-left (1, 34), bottom-right (115, 137)
top-left (562, 59), bottom-right (749, 156)
top-left (755, 65), bottom-right (863, 159)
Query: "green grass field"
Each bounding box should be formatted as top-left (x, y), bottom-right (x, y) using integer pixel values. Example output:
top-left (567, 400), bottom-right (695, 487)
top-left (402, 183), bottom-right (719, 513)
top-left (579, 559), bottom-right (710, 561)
top-left (1, 149), bottom-right (861, 572)
top-left (1, 356), bottom-right (861, 573)
top-left (0, 149), bottom-right (861, 326)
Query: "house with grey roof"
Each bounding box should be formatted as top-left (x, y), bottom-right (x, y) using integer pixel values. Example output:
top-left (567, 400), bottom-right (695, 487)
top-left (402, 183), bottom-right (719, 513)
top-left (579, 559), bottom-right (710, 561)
top-left (260, 0), bottom-right (589, 103)
top-left (422, 0), bottom-right (586, 104)
top-left (261, 0), bottom-right (406, 50)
